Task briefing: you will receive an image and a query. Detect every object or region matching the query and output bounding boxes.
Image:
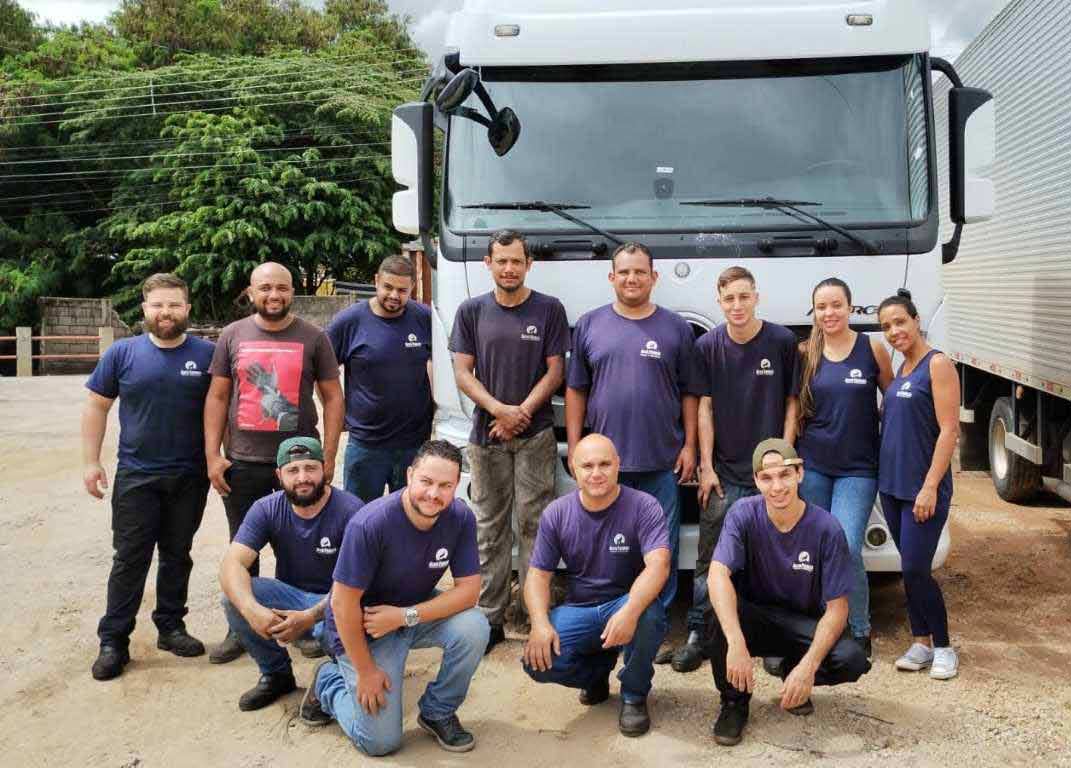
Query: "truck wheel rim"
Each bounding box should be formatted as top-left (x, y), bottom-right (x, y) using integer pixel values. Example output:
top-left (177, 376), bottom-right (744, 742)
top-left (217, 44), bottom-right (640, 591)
top-left (991, 417), bottom-right (1009, 480)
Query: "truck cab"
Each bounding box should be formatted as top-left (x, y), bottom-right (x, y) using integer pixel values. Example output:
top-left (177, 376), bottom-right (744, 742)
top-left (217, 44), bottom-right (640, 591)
top-left (391, 0), bottom-right (995, 573)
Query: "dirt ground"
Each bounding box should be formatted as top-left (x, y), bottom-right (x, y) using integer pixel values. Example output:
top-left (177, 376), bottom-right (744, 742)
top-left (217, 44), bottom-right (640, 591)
top-left (1, 376), bottom-right (1069, 767)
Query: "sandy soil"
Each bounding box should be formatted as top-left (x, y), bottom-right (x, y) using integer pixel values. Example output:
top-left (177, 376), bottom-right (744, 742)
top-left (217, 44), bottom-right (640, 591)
top-left (1, 376), bottom-right (1069, 767)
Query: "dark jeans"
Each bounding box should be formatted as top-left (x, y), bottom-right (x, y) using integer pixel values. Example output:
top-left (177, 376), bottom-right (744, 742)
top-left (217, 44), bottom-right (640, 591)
top-left (343, 438), bottom-right (421, 503)
top-left (618, 470), bottom-right (680, 611)
top-left (702, 599), bottom-right (871, 705)
top-left (686, 479), bottom-right (759, 632)
top-left (221, 460), bottom-right (280, 579)
top-left (97, 470), bottom-right (210, 648)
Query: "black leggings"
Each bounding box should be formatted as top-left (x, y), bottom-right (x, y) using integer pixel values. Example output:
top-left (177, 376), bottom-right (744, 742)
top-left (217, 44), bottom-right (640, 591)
top-left (221, 460), bottom-right (279, 578)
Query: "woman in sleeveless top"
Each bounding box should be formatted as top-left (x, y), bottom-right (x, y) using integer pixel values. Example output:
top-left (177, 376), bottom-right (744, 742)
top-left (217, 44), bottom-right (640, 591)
top-left (797, 279), bottom-right (893, 661)
top-left (877, 290), bottom-right (961, 680)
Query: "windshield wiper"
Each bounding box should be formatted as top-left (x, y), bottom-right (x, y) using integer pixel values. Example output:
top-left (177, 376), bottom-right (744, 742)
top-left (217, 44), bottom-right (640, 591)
top-left (681, 196), bottom-right (879, 254)
top-left (462, 201), bottom-right (624, 246)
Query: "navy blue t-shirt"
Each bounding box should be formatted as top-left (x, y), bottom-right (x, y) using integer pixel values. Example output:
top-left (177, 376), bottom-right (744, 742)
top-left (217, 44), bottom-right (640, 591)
top-left (322, 490), bottom-right (480, 655)
top-left (449, 290), bottom-right (569, 446)
top-left (568, 305), bottom-right (700, 472)
top-left (234, 487), bottom-right (365, 595)
top-left (86, 334), bottom-right (215, 474)
top-left (695, 322), bottom-right (800, 486)
top-left (326, 301), bottom-right (432, 449)
top-left (713, 495), bottom-right (853, 618)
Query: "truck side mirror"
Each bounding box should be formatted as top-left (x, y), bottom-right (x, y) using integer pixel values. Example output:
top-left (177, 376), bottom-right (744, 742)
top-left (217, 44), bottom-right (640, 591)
top-left (948, 87), bottom-right (995, 224)
top-left (435, 68), bottom-right (479, 114)
top-left (391, 102), bottom-right (433, 238)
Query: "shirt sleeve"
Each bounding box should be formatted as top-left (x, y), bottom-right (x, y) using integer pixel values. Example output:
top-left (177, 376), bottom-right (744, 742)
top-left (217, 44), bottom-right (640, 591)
top-left (693, 333), bottom-right (713, 396)
top-left (565, 317), bottom-right (592, 390)
top-left (677, 320), bottom-right (703, 396)
top-left (313, 331), bottom-right (341, 380)
top-left (233, 500), bottom-right (272, 552)
top-left (447, 301), bottom-right (477, 355)
top-left (636, 495), bottom-right (670, 555)
top-left (712, 504), bottom-right (748, 573)
top-left (529, 506), bottom-right (563, 571)
top-left (208, 326), bottom-right (233, 378)
top-left (820, 524), bottom-right (855, 605)
top-left (544, 299), bottom-right (570, 358)
top-left (85, 343), bottom-right (121, 399)
top-left (449, 506), bottom-right (481, 579)
top-left (332, 517), bottom-right (381, 590)
top-left (325, 309), bottom-right (351, 367)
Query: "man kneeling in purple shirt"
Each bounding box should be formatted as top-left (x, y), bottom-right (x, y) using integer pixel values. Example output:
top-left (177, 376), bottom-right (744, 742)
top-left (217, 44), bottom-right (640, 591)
top-left (705, 439), bottom-right (871, 747)
top-left (523, 434), bottom-right (671, 737)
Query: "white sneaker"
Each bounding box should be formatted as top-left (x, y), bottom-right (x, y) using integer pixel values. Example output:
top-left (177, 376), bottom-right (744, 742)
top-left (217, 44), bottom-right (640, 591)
top-left (894, 642), bottom-right (934, 671)
top-left (930, 647), bottom-right (959, 680)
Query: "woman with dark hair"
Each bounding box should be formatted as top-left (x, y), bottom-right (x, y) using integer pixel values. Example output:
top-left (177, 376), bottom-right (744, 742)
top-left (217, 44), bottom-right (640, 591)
top-left (797, 278), bottom-right (893, 660)
top-left (877, 290), bottom-right (961, 680)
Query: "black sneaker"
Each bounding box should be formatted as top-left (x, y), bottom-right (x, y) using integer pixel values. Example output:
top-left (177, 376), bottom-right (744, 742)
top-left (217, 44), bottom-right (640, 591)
top-left (855, 635), bottom-right (873, 663)
top-left (653, 645), bottom-right (675, 665)
top-left (671, 635), bottom-right (707, 673)
top-left (157, 628), bottom-right (206, 658)
top-left (484, 624), bottom-right (506, 655)
top-left (299, 662), bottom-right (333, 727)
top-left (712, 700), bottom-right (749, 746)
top-left (417, 713), bottom-right (476, 753)
top-left (787, 698), bottom-right (814, 717)
top-left (91, 645), bottom-right (130, 681)
top-left (238, 671), bottom-right (298, 712)
top-left (578, 676), bottom-right (610, 706)
top-left (618, 699), bottom-right (651, 737)
top-left (295, 633), bottom-right (326, 659)
top-left (209, 630), bottom-right (245, 664)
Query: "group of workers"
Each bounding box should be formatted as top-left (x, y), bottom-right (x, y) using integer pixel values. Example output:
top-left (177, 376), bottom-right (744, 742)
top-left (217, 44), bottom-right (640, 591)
top-left (81, 231), bottom-right (960, 753)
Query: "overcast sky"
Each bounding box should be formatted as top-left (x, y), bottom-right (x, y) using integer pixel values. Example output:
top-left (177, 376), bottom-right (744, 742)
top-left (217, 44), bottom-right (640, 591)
top-left (21, 0), bottom-right (1012, 62)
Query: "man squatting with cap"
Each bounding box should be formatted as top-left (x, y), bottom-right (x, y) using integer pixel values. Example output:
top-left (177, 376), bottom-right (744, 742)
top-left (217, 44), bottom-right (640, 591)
top-left (219, 437), bottom-right (365, 712)
top-left (705, 438), bottom-right (871, 746)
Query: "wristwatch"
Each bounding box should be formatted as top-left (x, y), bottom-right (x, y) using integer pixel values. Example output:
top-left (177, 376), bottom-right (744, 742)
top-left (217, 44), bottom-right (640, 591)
top-left (404, 607), bottom-right (420, 628)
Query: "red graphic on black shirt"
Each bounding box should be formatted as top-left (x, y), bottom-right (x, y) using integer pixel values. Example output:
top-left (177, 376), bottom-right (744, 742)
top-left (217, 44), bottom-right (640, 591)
top-left (236, 341), bottom-right (302, 431)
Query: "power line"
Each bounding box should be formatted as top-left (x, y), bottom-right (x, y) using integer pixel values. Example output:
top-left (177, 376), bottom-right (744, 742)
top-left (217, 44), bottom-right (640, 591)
top-left (0, 139), bottom-right (390, 166)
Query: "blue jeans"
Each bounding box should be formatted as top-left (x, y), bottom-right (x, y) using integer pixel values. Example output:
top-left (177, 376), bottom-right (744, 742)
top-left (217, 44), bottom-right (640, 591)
top-left (523, 594), bottom-right (667, 703)
top-left (687, 480), bottom-right (759, 633)
top-left (343, 438), bottom-right (421, 502)
top-left (618, 470), bottom-right (679, 610)
top-left (222, 578), bottom-right (325, 675)
top-left (315, 607), bottom-right (489, 757)
top-left (799, 470), bottom-right (877, 638)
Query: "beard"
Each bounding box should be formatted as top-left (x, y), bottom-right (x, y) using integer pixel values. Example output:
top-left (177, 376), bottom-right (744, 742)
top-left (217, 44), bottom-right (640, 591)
top-left (283, 479), bottom-right (327, 507)
top-left (256, 302), bottom-right (291, 321)
top-left (145, 314), bottom-right (188, 340)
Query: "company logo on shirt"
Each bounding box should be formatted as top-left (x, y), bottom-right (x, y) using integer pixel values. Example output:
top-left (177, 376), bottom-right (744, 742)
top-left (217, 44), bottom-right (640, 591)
top-left (181, 360), bottom-right (203, 377)
top-left (844, 367), bottom-right (867, 385)
top-left (792, 551), bottom-right (814, 573)
top-left (640, 339), bottom-right (661, 359)
top-left (405, 333), bottom-right (422, 349)
top-left (609, 533), bottom-right (630, 553)
top-left (896, 381), bottom-right (913, 399)
top-left (756, 358), bottom-right (775, 376)
top-left (429, 547), bottom-right (450, 569)
top-left (315, 536), bottom-right (338, 556)
top-left (520, 324), bottom-right (541, 342)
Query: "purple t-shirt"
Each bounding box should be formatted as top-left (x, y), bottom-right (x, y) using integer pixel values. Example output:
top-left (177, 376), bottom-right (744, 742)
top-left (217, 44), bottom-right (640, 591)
top-left (234, 488), bottom-right (364, 595)
top-left (695, 322), bottom-right (801, 486)
top-left (529, 486), bottom-right (670, 606)
top-left (449, 290), bottom-right (569, 446)
top-left (322, 490), bottom-right (480, 655)
top-left (567, 305), bottom-right (700, 472)
top-left (713, 495), bottom-right (853, 618)
top-left (326, 300), bottom-right (432, 449)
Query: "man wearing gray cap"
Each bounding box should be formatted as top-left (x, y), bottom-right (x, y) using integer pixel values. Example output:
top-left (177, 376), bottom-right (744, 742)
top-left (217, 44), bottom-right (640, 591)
top-left (219, 437), bottom-right (364, 712)
top-left (704, 438), bottom-right (870, 747)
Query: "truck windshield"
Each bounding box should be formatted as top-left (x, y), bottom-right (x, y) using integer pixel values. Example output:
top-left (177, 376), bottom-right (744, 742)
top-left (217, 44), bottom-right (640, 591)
top-left (445, 55), bottom-right (929, 234)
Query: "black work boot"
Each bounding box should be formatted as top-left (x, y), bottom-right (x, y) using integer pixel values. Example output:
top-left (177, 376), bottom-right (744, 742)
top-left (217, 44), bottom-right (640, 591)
top-left (671, 631), bottom-right (708, 673)
top-left (91, 645), bottom-right (130, 681)
top-left (299, 661), bottom-right (333, 727)
top-left (578, 675), bottom-right (610, 706)
top-left (484, 624), bottom-right (506, 655)
top-left (618, 698), bottom-right (651, 737)
top-left (713, 700), bottom-right (749, 746)
top-left (238, 671), bottom-right (297, 711)
top-left (157, 627), bottom-right (206, 657)
top-left (418, 713), bottom-right (476, 752)
top-left (209, 629), bottom-right (245, 664)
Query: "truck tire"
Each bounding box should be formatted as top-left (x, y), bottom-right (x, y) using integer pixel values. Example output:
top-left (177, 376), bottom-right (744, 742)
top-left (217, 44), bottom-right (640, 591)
top-left (987, 396), bottom-right (1041, 502)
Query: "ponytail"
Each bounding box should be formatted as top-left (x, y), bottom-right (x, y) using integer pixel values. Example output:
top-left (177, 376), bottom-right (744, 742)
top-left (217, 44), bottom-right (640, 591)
top-left (798, 278), bottom-right (852, 433)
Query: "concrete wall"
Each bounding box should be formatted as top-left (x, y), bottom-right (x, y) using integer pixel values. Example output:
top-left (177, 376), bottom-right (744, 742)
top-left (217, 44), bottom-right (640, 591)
top-left (37, 298), bottom-right (131, 375)
top-left (289, 294), bottom-right (355, 329)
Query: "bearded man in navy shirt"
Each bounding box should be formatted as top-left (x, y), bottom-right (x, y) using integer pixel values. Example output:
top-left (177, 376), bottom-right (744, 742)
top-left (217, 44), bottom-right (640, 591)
top-left (704, 439), bottom-right (870, 747)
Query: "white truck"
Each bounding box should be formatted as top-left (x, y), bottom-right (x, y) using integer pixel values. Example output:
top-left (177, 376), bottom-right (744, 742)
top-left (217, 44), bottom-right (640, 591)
top-left (930, 0), bottom-right (1071, 505)
top-left (390, 0), bottom-right (996, 571)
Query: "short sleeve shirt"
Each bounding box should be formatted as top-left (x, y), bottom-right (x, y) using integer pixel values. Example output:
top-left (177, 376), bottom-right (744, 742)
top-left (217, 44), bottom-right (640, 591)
top-left (209, 315), bottom-right (339, 463)
top-left (449, 290), bottom-right (569, 446)
top-left (326, 301), bottom-right (432, 449)
top-left (567, 305), bottom-right (700, 472)
top-left (529, 486), bottom-right (670, 606)
top-left (86, 334), bottom-right (215, 474)
top-left (234, 488), bottom-right (364, 595)
top-left (712, 495), bottom-right (853, 617)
